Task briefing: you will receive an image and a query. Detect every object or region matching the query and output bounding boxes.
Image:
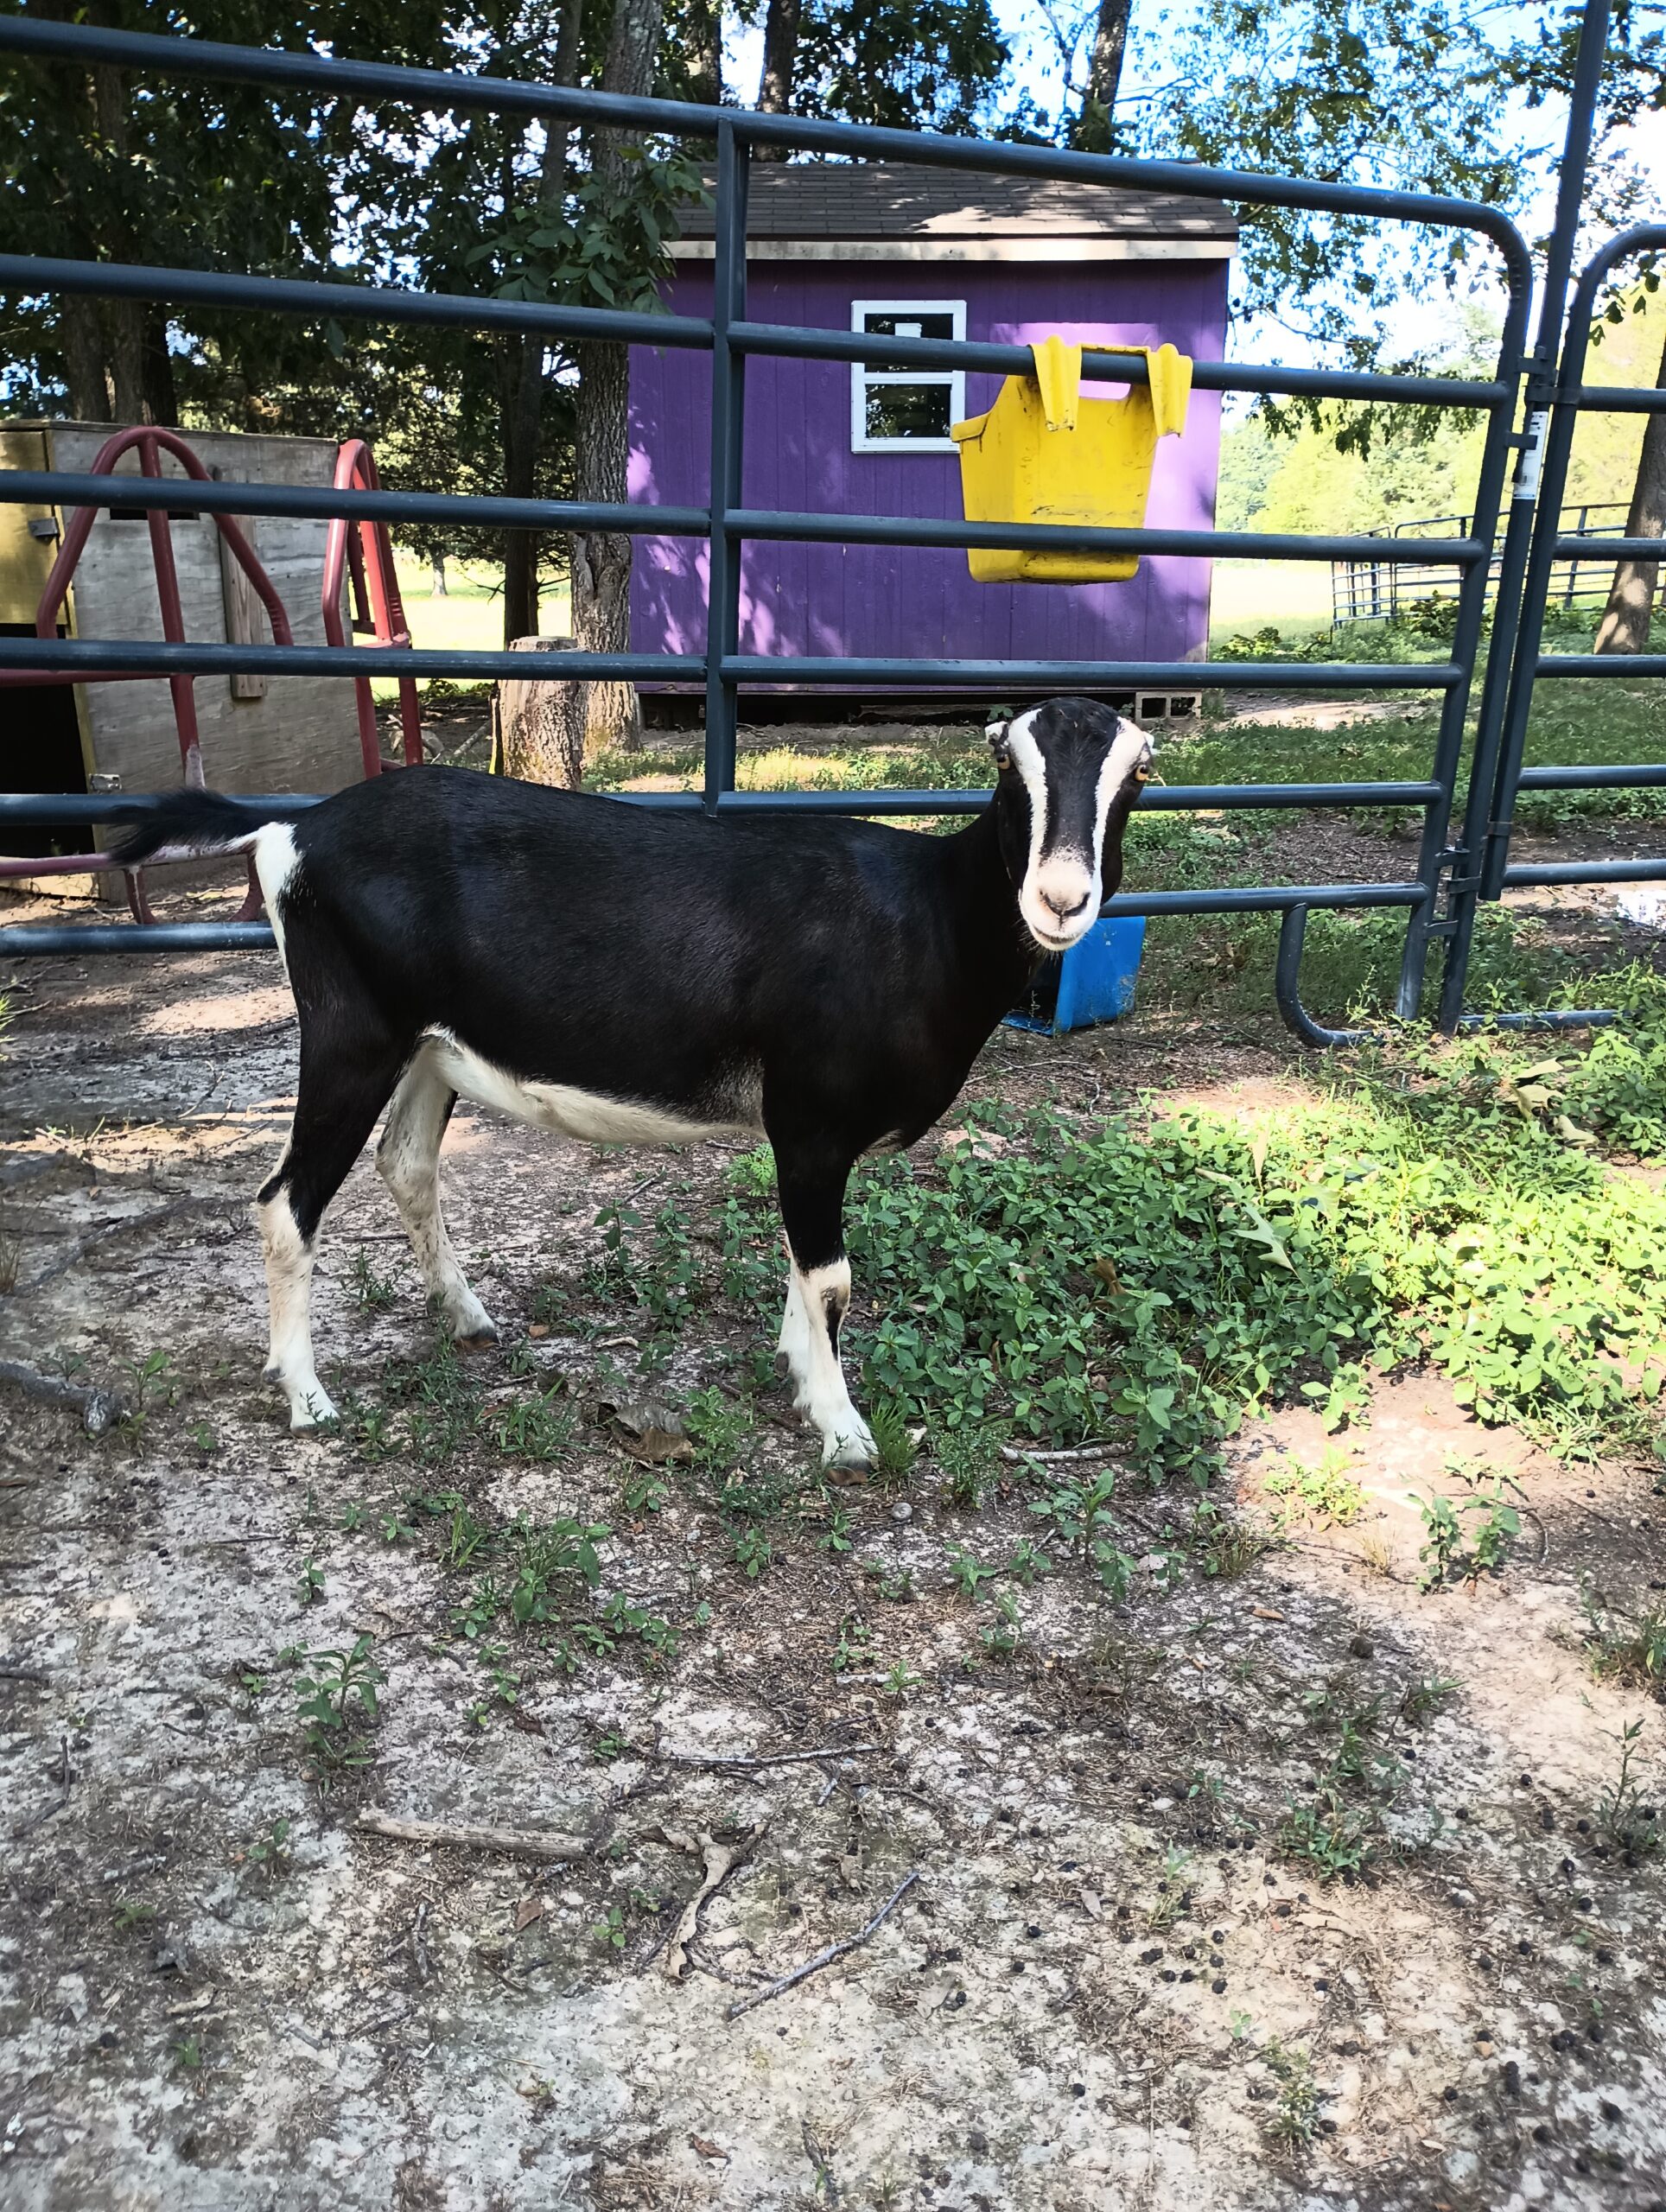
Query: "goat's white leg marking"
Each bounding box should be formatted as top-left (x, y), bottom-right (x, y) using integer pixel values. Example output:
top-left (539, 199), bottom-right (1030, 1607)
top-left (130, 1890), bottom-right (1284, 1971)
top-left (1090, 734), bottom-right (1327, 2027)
top-left (257, 1179), bottom-right (337, 1430)
top-left (776, 1251), bottom-right (812, 1382)
top-left (377, 1048), bottom-right (495, 1342)
top-left (789, 1257), bottom-right (876, 1470)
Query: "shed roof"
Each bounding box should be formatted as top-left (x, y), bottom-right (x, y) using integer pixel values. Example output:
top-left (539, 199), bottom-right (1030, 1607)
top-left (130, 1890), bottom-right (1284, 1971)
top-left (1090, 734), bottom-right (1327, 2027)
top-left (671, 161), bottom-right (1237, 262)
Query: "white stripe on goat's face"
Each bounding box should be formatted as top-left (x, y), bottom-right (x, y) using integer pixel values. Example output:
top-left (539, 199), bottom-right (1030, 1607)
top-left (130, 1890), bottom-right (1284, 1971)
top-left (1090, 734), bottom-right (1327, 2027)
top-left (1000, 702), bottom-right (1153, 953)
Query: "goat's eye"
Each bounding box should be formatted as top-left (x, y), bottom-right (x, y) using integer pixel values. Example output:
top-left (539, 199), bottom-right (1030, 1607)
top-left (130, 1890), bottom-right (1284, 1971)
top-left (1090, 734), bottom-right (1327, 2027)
top-left (1135, 760), bottom-right (1151, 782)
top-left (994, 752), bottom-right (1011, 772)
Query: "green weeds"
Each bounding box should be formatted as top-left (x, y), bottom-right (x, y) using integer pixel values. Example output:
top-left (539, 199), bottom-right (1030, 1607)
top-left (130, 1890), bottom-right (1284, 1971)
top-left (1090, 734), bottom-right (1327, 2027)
top-left (1263, 1444), bottom-right (1364, 1528)
top-left (1261, 2039), bottom-right (1326, 2151)
top-left (350, 1249), bottom-right (397, 1311)
top-left (296, 1635), bottom-right (385, 1783)
top-left (753, 1068), bottom-right (1666, 1484)
top-left (1592, 1719), bottom-right (1662, 1861)
top-left (1400, 1672), bottom-right (1461, 1726)
top-left (1580, 1581), bottom-right (1666, 1699)
top-left (1415, 1471), bottom-right (1523, 1590)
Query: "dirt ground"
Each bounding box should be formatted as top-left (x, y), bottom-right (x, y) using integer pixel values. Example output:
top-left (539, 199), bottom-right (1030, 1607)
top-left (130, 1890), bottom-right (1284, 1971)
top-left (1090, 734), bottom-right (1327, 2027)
top-left (4, 817), bottom-right (1666, 2212)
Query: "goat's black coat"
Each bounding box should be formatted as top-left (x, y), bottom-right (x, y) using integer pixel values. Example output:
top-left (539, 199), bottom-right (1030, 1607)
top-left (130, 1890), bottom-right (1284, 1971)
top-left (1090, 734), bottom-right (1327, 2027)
top-left (115, 696), bottom-right (1147, 1452)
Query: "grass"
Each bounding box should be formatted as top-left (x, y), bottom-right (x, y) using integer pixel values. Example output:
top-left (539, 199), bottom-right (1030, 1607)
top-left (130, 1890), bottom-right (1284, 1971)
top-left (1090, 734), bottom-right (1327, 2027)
top-left (713, 996), bottom-right (1666, 1475)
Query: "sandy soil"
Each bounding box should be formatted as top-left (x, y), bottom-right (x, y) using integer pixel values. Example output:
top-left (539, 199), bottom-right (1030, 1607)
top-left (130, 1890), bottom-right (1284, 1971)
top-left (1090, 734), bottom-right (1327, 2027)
top-left (3, 848), bottom-right (1666, 2212)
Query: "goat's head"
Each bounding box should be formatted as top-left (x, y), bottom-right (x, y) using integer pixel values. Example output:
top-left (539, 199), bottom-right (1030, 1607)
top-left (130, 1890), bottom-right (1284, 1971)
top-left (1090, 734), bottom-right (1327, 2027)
top-left (988, 696), bottom-right (1152, 954)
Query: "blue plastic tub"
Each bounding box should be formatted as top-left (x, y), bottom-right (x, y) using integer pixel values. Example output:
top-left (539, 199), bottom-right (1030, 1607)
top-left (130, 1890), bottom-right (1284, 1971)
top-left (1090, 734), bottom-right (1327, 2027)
top-left (1005, 915), bottom-right (1147, 1034)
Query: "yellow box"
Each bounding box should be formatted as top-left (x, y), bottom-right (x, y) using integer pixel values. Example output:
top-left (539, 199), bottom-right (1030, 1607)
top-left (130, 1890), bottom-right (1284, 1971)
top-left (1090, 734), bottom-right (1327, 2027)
top-left (950, 334), bottom-right (1192, 583)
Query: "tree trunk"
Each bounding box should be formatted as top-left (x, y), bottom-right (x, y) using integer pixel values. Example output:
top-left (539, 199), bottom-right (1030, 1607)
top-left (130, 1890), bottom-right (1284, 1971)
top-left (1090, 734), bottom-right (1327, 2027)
top-left (500, 334), bottom-right (544, 644)
top-left (754, 0), bottom-right (800, 154)
top-left (500, 0), bottom-right (584, 646)
top-left (142, 311), bottom-right (179, 426)
top-left (684, 0), bottom-right (723, 105)
top-left (431, 553), bottom-right (448, 596)
top-left (562, 0), bottom-right (665, 766)
top-left (60, 297), bottom-right (112, 421)
top-left (498, 637), bottom-right (586, 785)
top-left (107, 302), bottom-right (146, 423)
top-left (89, 52), bottom-right (149, 423)
top-left (1073, 0), bottom-right (1131, 151)
top-left (1594, 324), bottom-right (1666, 655)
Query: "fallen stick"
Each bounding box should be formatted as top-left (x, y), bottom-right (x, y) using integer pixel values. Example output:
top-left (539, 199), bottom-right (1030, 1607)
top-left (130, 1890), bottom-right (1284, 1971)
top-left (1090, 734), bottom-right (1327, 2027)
top-left (726, 1869), bottom-right (920, 2021)
top-left (356, 1811), bottom-right (588, 1862)
top-left (653, 1742), bottom-right (887, 1772)
top-left (1000, 1440), bottom-right (1124, 1466)
top-left (0, 1661), bottom-right (49, 1684)
top-left (0, 1361), bottom-right (126, 1436)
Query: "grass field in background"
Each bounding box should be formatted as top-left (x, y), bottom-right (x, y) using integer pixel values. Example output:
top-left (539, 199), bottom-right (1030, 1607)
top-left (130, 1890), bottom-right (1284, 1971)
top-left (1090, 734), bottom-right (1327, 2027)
top-left (1208, 557), bottom-right (1337, 648)
top-left (370, 558), bottom-right (569, 697)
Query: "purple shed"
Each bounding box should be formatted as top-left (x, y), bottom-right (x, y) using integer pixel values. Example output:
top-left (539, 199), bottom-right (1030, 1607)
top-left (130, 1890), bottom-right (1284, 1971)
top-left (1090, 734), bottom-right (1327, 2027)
top-left (628, 163), bottom-right (1237, 708)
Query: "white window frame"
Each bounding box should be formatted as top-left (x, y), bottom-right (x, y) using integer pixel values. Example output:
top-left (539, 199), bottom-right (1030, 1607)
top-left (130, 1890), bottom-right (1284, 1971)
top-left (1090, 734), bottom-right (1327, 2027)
top-left (850, 298), bottom-right (966, 454)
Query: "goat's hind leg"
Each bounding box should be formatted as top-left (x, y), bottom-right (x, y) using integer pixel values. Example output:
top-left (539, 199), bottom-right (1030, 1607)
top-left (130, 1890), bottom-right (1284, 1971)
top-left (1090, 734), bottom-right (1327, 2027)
top-left (258, 1035), bottom-right (405, 1431)
top-left (376, 1044), bottom-right (496, 1344)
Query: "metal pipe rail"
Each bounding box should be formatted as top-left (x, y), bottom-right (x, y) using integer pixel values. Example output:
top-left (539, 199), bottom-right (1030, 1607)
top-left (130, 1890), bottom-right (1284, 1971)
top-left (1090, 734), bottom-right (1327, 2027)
top-left (0, 880), bottom-right (1428, 963)
top-left (1464, 213), bottom-right (1666, 1014)
top-left (0, 468), bottom-right (1487, 568)
top-left (0, 779), bottom-right (1439, 830)
top-left (0, 3), bottom-right (1606, 1046)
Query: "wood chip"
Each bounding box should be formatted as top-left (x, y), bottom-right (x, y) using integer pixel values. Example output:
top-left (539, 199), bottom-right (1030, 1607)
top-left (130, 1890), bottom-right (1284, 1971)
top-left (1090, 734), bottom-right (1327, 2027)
top-left (1252, 1606), bottom-right (1287, 1621)
top-left (690, 2135), bottom-right (728, 2161)
top-left (514, 1895), bottom-right (544, 1930)
top-left (356, 1811), bottom-right (588, 1863)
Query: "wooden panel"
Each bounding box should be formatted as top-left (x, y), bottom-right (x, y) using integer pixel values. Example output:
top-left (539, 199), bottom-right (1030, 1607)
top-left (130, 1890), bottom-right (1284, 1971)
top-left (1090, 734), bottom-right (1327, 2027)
top-left (214, 473), bottom-right (269, 701)
top-left (41, 423), bottom-right (366, 802)
top-left (0, 428), bottom-right (60, 626)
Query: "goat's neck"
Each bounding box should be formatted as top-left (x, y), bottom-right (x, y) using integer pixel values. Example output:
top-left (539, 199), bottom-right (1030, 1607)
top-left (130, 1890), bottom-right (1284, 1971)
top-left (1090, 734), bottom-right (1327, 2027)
top-left (940, 804), bottom-right (1046, 1027)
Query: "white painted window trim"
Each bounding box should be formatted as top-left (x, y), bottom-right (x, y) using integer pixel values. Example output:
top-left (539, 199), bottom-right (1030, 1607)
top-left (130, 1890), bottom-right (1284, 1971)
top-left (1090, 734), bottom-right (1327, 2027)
top-left (850, 298), bottom-right (966, 454)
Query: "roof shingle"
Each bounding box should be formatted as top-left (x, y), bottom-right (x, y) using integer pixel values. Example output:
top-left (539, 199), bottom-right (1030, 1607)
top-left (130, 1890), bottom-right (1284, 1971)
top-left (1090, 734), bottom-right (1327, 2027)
top-left (677, 162), bottom-right (1237, 243)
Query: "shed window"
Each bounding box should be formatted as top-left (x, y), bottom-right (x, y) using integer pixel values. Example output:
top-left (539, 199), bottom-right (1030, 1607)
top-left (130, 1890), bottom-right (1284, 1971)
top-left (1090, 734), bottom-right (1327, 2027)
top-left (850, 300), bottom-right (965, 454)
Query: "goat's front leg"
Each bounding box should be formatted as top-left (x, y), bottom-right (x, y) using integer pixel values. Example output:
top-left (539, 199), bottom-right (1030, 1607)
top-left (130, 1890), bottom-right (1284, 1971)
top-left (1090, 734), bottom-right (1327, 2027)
top-left (773, 1148), bottom-right (875, 1471)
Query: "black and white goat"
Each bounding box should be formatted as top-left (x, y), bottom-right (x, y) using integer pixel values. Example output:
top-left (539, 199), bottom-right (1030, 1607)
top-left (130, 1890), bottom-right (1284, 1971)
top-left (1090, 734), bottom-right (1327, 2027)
top-left (115, 696), bottom-right (1151, 1465)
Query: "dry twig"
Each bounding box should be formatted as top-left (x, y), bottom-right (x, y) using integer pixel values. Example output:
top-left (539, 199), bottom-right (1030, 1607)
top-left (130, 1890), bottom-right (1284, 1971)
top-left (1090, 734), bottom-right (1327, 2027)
top-left (726, 1870), bottom-right (921, 2020)
top-left (0, 1361), bottom-right (126, 1435)
top-left (356, 1811), bottom-right (588, 1862)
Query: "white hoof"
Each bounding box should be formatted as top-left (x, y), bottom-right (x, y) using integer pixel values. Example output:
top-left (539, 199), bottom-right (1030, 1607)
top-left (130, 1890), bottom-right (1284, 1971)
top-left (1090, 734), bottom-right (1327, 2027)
top-left (287, 1381), bottom-right (339, 1431)
top-left (821, 1420), bottom-right (878, 1472)
top-left (443, 1289), bottom-right (497, 1344)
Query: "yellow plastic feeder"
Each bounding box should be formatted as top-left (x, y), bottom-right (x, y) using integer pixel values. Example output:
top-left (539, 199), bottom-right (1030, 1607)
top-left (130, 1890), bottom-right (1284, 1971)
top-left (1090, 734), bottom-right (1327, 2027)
top-left (950, 334), bottom-right (1192, 583)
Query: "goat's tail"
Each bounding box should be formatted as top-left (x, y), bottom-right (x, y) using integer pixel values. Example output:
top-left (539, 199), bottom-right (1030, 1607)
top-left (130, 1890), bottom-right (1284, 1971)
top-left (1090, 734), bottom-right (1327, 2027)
top-left (108, 791), bottom-right (315, 870)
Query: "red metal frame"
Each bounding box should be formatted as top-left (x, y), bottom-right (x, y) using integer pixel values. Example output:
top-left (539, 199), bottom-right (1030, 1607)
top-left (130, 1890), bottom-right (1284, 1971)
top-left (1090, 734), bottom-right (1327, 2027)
top-left (0, 425), bottom-right (296, 917)
top-left (1, 428), bottom-right (422, 916)
top-left (322, 438), bottom-right (422, 776)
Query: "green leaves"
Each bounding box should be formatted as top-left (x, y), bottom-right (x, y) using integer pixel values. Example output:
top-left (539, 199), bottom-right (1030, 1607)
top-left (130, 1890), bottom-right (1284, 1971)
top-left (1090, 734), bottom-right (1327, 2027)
top-left (813, 1050), bottom-right (1666, 1487)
